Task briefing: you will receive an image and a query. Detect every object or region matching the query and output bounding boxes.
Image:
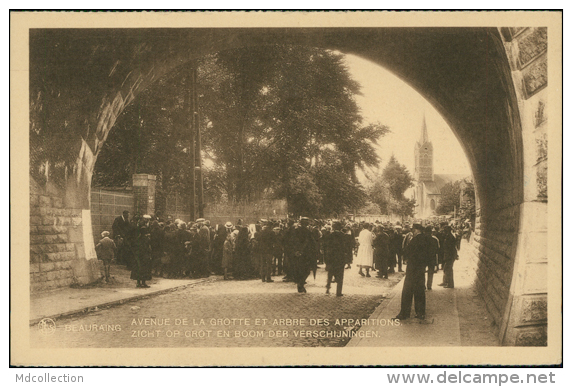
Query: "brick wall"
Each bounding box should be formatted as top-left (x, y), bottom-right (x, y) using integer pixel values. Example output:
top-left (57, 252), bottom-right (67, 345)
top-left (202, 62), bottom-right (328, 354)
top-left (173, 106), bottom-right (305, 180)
top-left (90, 188), bottom-right (134, 242)
top-left (472, 205), bottom-right (520, 325)
top-left (163, 194), bottom-right (288, 225)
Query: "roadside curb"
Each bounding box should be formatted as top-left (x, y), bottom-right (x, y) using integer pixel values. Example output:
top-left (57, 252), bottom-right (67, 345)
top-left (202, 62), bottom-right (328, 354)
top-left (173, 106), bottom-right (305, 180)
top-left (30, 278), bottom-right (211, 326)
top-left (345, 274), bottom-right (405, 347)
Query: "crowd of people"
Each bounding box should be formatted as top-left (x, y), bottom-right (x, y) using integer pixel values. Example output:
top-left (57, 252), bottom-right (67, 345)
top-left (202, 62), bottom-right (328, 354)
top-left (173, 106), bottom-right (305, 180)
top-left (96, 210), bottom-right (470, 310)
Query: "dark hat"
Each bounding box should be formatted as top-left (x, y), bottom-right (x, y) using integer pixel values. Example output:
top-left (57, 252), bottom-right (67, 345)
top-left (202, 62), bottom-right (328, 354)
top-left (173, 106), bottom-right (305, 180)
top-left (412, 223), bottom-right (424, 231)
top-left (332, 221), bottom-right (342, 230)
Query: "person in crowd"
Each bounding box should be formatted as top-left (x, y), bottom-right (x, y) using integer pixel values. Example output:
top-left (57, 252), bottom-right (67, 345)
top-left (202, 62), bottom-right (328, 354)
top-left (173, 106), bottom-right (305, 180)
top-left (373, 225), bottom-right (391, 279)
top-left (233, 226), bottom-right (251, 280)
top-left (256, 220), bottom-right (278, 283)
top-left (355, 223), bottom-right (374, 277)
top-left (290, 217), bottom-right (315, 293)
top-left (341, 225), bottom-right (355, 271)
top-left (272, 226), bottom-right (284, 276)
top-left (112, 210), bottom-right (131, 241)
top-left (439, 225), bottom-right (459, 288)
top-left (161, 223), bottom-right (177, 278)
top-left (211, 224), bottom-right (228, 276)
top-left (394, 223), bottom-right (431, 320)
top-left (343, 226), bottom-right (355, 269)
top-left (311, 225), bottom-right (322, 266)
top-left (324, 221), bottom-right (348, 296)
top-left (390, 225), bottom-right (404, 273)
top-left (112, 210), bottom-right (133, 267)
top-left (435, 222), bottom-right (447, 271)
top-left (196, 218), bottom-right (212, 274)
top-left (424, 226), bottom-right (440, 290)
top-left (130, 226), bottom-right (153, 288)
top-left (281, 219), bottom-right (296, 282)
top-left (189, 224), bottom-right (208, 278)
top-left (401, 225), bottom-right (414, 265)
top-left (222, 232), bottom-right (234, 280)
top-left (95, 230), bottom-right (116, 283)
top-left (149, 220), bottom-right (165, 277)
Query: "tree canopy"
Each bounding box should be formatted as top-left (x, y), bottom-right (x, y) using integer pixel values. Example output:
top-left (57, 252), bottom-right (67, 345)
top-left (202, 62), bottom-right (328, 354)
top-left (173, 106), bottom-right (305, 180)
top-left (435, 178), bottom-right (475, 220)
top-left (368, 155), bottom-right (415, 219)
top-left (93, 45), bottom-right (389, 217)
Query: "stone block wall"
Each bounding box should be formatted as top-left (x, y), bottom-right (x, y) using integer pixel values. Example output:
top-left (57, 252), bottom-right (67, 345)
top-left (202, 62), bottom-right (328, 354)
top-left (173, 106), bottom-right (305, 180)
top-left (30, 179), bottom-right (102, 293)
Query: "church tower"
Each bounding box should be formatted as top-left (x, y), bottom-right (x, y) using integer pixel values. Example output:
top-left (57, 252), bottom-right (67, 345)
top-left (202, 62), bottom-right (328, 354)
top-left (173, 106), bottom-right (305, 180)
top-left (414, 115), bottom-right (434, 182)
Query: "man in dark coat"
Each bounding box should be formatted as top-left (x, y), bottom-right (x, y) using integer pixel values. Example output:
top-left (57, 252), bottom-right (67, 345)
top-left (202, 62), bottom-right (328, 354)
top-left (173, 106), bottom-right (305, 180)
top-left (424, 226), bottom-right (440, 290)
top-left (256, 220), bottom-right (278, 282)
top-left (439, 225), bottom-right (459, 288)
top-left (112, 210), bottom-right (131, 240)
top-left (394, 223), bottom-right (431, 320)
top-left (272, 227), bottom-right (284, 276)
top-left (290, 217), bottom-right (314, 293)
top-left (112, 210), bottom-right (133, 267)
top-left (374, 226), bottom-right (392, 279)
top-left (342, 226), bottom-right (355, 269)
top-left (130, 226), bottom-right (153, 288)
top-left (324, 221), bottom-right (348, 296)
top-left (436, 222), bottom-right (448, 270)
top-left (390, 226), bottom-right (404, 272)
top-left (281, 219), bottom-right (296, 282)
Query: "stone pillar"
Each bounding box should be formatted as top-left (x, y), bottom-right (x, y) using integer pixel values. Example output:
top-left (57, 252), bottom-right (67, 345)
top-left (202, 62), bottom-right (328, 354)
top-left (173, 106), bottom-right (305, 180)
top-left (133, 174), bottom-right (157, 216)
top-left (498, 27), bottom-right (548, 346)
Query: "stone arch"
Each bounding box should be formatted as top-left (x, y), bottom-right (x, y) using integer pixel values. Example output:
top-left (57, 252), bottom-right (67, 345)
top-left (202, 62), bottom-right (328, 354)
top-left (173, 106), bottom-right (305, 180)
top-left (29, 27), bottom-right (548, 345)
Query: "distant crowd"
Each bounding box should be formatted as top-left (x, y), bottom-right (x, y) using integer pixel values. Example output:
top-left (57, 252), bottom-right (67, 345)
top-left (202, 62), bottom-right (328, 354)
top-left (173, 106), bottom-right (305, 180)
top-left (95, 210), bottom-right (472, 303)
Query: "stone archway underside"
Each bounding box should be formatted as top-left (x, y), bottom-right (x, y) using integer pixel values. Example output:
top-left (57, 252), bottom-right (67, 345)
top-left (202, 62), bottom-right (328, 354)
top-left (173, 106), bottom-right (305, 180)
top-left (29, 27), bottom-right (548, 345)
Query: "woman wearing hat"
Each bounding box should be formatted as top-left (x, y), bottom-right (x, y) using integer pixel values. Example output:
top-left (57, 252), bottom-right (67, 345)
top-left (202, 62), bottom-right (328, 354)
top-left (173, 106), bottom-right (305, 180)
top-left (355, 223), bottom-right (374, 277)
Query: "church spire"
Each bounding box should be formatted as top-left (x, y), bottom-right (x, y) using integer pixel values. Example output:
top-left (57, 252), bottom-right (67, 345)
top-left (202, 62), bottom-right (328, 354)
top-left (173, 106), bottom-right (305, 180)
top-left (420, 114), bottom-right (429, 144)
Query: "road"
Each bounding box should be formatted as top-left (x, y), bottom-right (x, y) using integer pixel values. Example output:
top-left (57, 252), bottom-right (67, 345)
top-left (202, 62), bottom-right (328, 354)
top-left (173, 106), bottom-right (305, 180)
top-left (31, 265), bottom-right (404, 348)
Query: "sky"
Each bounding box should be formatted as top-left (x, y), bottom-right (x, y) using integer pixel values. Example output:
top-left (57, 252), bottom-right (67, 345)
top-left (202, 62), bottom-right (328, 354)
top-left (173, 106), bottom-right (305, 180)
top-left (343, 54), bottom-right (472, 184)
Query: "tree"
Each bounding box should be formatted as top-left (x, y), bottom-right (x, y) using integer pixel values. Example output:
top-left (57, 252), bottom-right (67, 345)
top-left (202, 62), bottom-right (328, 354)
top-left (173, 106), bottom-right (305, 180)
top-left (93, 45), bottom-right (389, 217)
top-left (435, 180), bottom-right (462, 215)
top-left (459, 179), bottom-right (476, 224)
top-left (368, 155), bottom-right (415, 219)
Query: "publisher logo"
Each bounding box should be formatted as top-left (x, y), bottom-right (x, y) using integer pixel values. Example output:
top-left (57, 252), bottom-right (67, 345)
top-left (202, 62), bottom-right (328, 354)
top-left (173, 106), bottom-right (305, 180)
top-left (38, 318), bottom-right (56, 335)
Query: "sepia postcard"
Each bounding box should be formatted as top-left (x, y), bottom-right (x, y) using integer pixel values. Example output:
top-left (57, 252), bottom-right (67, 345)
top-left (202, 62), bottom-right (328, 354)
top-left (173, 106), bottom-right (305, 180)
top-left (10, 10), bottom-right (562, 367)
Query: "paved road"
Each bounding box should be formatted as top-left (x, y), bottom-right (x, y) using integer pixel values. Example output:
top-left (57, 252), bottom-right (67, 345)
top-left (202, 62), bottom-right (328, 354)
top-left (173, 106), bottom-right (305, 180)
top-left (31, 265), bottom-right (404, 348)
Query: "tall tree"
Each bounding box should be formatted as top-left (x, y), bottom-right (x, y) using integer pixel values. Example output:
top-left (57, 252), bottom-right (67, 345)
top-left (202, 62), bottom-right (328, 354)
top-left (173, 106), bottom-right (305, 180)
top-left (93, 45), bottom-right (389, 217)
top-left (369, 155), bottom-right (415, 219)
top-left (435, 180), bottom-right (462, 215)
